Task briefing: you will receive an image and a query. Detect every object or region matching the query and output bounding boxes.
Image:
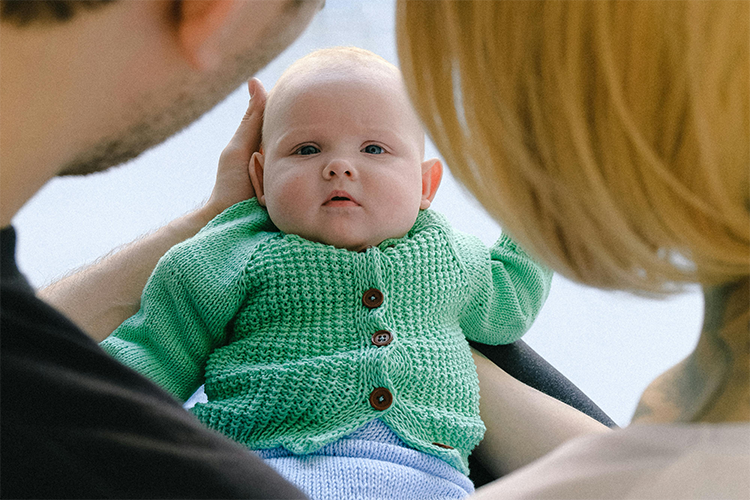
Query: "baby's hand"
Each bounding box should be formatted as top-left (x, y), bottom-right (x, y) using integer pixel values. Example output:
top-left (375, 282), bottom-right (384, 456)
top-left (205, 79), bottom-right (267, 214)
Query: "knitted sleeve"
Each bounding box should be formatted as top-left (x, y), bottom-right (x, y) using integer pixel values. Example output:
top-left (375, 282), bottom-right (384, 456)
top-left (100, 199), bottom-right (274, 401)
top-left (455, 232), bottom-right (553, 345)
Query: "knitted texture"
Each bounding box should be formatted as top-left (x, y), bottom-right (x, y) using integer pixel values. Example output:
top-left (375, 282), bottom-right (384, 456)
top-left (102, 198), bottom-right (552, 473)
top-left (257, 420), bottom-right (475, 499)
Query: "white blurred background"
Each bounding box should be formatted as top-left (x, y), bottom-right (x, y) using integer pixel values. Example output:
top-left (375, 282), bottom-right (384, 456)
top-left (12, 0), bottom-right (702, 427)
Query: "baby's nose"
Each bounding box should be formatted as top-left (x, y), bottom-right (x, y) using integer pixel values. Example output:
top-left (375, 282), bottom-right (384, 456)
top-left (323, 159), bottom-right (355, 179)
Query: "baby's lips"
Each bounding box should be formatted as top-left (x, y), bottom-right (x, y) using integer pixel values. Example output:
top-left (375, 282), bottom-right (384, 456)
top-left (324, 190), bottom-right (360, 205)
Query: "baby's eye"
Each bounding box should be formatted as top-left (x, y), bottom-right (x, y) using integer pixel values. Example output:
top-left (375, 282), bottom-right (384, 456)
top-left (295, 145), bottom-right (320, 155)
top-left (362, 144), bottom-right (385, 155)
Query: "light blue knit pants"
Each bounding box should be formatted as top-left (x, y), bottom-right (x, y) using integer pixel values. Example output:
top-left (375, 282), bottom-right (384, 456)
top-left (253, 420), bottom-right (474, 500)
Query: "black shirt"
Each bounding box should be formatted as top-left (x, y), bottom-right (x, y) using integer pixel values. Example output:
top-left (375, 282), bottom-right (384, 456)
top-left (0, 226), bottom-right (307, 499)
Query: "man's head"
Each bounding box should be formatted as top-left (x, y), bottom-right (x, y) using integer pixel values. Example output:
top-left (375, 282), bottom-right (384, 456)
top-left (249, 47), bottom-right (443, 252)
top-left (66, 1), bottom-right (325, 177)
top-left (1, 0), bottom-right (323, 226)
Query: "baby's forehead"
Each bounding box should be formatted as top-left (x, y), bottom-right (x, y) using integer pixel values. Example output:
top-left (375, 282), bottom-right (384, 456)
top-left (263, 51), bottom-right (424, 148)
top-left (278, 47), bottom-right (401, 86)
top-left (267, 56), bottom-right (404, 111)
top-left (265, 48), bottom-right (404, 113)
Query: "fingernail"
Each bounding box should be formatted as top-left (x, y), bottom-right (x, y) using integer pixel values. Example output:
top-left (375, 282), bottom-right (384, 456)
top-left (249, 78), bottom-right (261, 99)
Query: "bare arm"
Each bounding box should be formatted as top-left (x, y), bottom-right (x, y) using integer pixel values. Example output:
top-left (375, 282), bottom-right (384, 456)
top-left (471, 348), bottom-right (611, 478)
top-left (39, 79), bottom-right (267, 343)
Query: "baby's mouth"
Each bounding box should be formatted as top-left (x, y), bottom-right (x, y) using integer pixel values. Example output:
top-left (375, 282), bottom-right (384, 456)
top-left (324, 191), bottom-right (360, 207)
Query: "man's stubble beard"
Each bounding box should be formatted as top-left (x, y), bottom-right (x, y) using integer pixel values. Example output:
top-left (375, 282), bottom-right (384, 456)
top-left (58, 2), bottom-right (317, 177)
top-left (58, 73), bottom-right (236, 177)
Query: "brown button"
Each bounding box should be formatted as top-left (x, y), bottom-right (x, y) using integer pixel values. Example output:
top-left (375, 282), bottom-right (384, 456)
top-left (362, 288), bottom-right (384, 308)
top-left (371, 330), bottom-right (393, 347)
top-left (369, 387), bottom-right (393, 411)
top-left (432, 442), bottom-right (454, 450)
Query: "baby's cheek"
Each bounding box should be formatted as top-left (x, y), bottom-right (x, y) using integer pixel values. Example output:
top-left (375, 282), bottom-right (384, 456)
top-left (265, 176), bottom-right (309, 224)
top-left (382, 195), bottom-right (421, 238)
top-left (266, 201), bottom-right (301, 235)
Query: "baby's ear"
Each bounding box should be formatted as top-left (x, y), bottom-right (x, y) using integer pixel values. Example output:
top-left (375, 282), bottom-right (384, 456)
top-left (420, 158), bottom-right (443, 210)
top-left (249, 151), bottom-right (266, 206)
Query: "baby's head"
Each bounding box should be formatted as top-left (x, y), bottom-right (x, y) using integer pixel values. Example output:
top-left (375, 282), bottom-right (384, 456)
top-left (250, 47), bottom-right (442, 252)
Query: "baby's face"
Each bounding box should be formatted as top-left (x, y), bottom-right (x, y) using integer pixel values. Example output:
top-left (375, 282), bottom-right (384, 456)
top-left (252, 65), bottom-right (440, 252)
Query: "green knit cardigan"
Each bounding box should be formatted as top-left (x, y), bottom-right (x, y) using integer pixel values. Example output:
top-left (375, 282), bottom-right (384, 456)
top-left (101, 198), bottom-right (552, 473)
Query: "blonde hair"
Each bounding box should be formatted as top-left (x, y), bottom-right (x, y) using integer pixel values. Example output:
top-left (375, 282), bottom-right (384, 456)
top-left (397, 1), bottom-right (749, 293)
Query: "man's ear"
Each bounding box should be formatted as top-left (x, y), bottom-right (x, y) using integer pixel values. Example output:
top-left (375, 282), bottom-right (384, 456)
top-left (420, 158), bottom-right (443, 210)
top-left (176, 0), bottom-right (243, 70)
top-left (249, 151), bottom-right (266, 206)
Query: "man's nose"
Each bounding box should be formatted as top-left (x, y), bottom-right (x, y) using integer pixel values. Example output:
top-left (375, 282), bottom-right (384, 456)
top-left (322, 158), bottom-right (357, 179)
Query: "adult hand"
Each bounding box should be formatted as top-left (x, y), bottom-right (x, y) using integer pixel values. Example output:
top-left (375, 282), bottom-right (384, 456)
top-left (204, 78), bottom-right (267, 216)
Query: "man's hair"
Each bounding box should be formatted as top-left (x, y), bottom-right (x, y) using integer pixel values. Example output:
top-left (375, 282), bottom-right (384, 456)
top-left (0, 0), bottom-right (115, 26)
top-left (398, 0), bottom-right (749, 294)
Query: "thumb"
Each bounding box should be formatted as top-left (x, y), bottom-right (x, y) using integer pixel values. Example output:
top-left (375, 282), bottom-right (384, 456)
top-left (210, 78), bottom-right (268, 210)
top-left (226, 78), bottom-right (268, 156)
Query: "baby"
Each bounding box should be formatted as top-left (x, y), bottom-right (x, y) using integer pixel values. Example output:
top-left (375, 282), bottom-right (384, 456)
top-left (102, 47), bottom-right (552, 499)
